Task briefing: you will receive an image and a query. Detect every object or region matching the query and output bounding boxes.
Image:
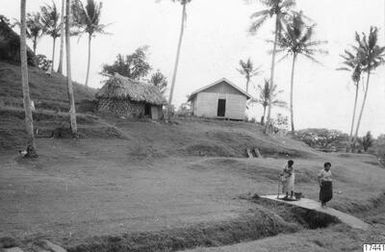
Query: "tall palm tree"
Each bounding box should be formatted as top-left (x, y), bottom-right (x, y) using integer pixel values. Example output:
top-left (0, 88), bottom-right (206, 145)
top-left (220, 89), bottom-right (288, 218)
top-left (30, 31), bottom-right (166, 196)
top-left (237, 58), bottom-right (261, 93)
top-left (168, 0), bottom-right (192, 105)
top-left (57, 0), bottom-right (65, 74)
top-left (337, 48), bottom-right (364, 150)
top-left (41, 0), bottom-right (61, 72)
top-left (72, 0), bottom-right (107, 87)
top-left (353, 27), bottom-right (385, 145)
top-left (253, 79), bottom-right (287, 125)
top-left (66, 0), bottom-right (78, 136)
top-left (20, 0), bottom-right (37, 157)
top-left (26, 12), bottom-right (44, 55)
top-left (276, 11), bottom-right (327, 133)
top-left (249, 0), bottom-right (296, 133)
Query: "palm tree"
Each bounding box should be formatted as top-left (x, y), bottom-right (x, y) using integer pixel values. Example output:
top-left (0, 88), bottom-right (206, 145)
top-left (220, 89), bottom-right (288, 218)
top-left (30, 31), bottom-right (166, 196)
top-left (57, 0), bottom-right (65, 74)
top-left (20, 0), bottom-right (37, 158)
top-left (253, 79), bottom-right (287, 125)
top-left (276, 11), bottom-right (327, 133)
top-left (66, 0), bottom-right (78, 136)
top-left (72, 0), bottom-right (107, 87)
top-left (237, 58), bottom-right (261, 93)
top-left (353, 27), bottom-right (385, 145)
top-left (41, 0), bottom-right (61, 72)
top-left (150, 71), bottom-right (168, 95)
top-left (337, 48), bottom-right (364, 150)
top-left (168, 0), bottom-right (192, 105)
top-left (249, 0), bottom-right (296, 133)
top-left (26, 12), bottom-right (44, 55)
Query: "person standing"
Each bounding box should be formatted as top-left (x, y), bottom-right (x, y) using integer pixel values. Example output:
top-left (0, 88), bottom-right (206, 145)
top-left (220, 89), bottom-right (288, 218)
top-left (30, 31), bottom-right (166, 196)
top-left (318, 162), bottom-right (333, 207)
top-left (281, 160), bottom-right (295, 199)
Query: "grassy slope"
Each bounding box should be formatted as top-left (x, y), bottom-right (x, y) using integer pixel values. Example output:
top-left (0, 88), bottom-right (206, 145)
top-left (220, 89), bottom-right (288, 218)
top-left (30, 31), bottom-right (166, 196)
top-left (0, 61), bottom-right (95, 109)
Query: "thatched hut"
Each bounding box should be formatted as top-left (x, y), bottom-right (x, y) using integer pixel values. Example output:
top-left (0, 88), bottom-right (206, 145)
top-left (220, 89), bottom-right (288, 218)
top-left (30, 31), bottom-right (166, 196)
top-left (96, 73), bottom-right (167, 120)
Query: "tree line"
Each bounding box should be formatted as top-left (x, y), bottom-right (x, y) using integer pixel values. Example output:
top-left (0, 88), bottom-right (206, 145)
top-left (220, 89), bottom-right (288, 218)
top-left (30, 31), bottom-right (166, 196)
top-left (16, 0), bottom-right (106, 86)
top-left (235, 0), bottom-right (384, 152)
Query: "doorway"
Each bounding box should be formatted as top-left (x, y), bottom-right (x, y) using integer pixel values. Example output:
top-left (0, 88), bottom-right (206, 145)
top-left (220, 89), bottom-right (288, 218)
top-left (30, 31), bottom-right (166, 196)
top-left (144, 103), bottom-right (151, 117)
top-left (217, 99), bottom-right (226, 117)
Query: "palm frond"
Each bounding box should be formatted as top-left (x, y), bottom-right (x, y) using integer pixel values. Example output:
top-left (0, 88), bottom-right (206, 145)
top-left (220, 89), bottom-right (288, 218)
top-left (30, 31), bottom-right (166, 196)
top-left (250, 9), bottom-right (270, 18)
top-left (249, 15), bottom-right (269, 33)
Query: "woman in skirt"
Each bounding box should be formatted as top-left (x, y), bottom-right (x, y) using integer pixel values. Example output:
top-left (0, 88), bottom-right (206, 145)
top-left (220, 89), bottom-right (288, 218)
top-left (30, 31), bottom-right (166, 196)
top-left (318, 162), bottom-right (333, 207)
top-left (281, 160), bottom-right (295, 199)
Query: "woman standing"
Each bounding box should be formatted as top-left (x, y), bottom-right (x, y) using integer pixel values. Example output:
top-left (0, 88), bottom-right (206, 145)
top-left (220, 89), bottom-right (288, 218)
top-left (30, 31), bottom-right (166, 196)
top-left (281, 160), bottom-right (295, 199)
top-left (318, 162), bottom-right (333, 207)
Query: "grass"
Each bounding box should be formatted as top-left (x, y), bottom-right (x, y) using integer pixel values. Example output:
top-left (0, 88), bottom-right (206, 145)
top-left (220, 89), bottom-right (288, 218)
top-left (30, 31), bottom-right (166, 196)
top-left (0, 61), bottom-right (96, 111)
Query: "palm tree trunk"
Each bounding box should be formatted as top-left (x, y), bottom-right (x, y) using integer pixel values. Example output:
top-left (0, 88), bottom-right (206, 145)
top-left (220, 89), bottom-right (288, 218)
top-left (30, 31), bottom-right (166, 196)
top-left (168, 3), bottom-right (187, 105)
top-left (66, 0), bottom-right (78, 136)
top-left (84, 34), bottom-right (92, 87)
top-left (261, 105), bottom-right (267, 125)
top-left (246, 78), bottom-right (250, 93)
top-left (348, 81), bottom-right (359, 151)
top-left (33, 37), bottom-right (37, 55)
top-left (51, 37), bottom-right (56, 73)
top-left (20, 0), bottom-right (37, 157)
top-left (57, 0), bottom-right (65, 74)
top-left (289, 53), bottom-right (297, 133)
top-left (353, 70), bottom-right (371, 146)
top-left (264, 15), bottom-right (279, 134)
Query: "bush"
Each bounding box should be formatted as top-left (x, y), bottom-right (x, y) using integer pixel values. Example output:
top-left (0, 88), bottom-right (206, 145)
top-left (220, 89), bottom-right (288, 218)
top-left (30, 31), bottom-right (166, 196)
top-left (296, 128), bottom-right (349, 152)
top-left (35, 54), bottom-right (51, 71)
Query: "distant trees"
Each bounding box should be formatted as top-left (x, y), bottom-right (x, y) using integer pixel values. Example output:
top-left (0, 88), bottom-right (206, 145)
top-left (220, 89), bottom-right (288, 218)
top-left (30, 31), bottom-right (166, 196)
top-left (252, 80), bottom-right (287, 125)
top-left (20, 0), bottom-right (38, 157)
top-left (167, 0), bottom-right (192, 105)
top-left (102, 47), bottom-right (152, 80)
top-left (249, 0), bottom-right (296, 133)
top-left (40, 1), bottom-right (61, 72)
top-left (297, 129), bottom-right (349, 152)
top-left (276, 11), bottom-right (327, 133)
top-left (25, 12), bottom-right (44, 55)
top-left (352, 27), bottom-right (385, 146)
top-left (72, 0), bottom-right (108, 86)
top-left (361, 131), bottom-right (373, 152)
top-left (101, 47), bottom-right (168, 95)
top-left (338, 45), bottom-right (364, 150)
top-left (237, 58), bottom-right (261, 93)
top-left (338, 27), bottom-right (385, 151)
top-left (150, 71), bottom-right (168, 94)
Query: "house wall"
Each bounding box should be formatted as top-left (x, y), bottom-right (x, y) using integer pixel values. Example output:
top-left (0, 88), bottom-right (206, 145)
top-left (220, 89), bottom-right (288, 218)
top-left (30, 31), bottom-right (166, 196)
top-left (202, 81), bottom-right (245, 95)
top-left (97, 98), bottom-right (145, 118)
top-left (191, 96), bottom-right (198, 115)
top-left (195, 92), bottom-right (246, 120)
top-left (151, 105), bottom-right (163, 120)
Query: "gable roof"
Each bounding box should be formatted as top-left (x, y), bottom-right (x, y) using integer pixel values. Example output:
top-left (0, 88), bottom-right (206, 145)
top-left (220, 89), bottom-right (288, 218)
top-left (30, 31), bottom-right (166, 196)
top-left (188, 78), bottom-right (252, 101)
top-left (96, 73), bottom-right (167, 105)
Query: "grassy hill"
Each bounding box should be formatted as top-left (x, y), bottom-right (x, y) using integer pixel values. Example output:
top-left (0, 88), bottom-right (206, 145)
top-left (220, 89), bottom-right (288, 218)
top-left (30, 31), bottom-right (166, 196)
top-left (0, 61), bottom-right (96, 111)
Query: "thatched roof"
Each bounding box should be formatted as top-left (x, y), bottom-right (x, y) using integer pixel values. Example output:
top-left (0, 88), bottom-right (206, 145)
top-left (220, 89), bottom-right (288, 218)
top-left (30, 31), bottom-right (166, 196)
top-left (96, 73), bottom-right (167, 105)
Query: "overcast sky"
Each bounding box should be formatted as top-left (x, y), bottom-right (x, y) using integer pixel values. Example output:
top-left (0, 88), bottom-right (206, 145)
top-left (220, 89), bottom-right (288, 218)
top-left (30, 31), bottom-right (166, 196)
top-left (3, 0), bottom-right (385, 136)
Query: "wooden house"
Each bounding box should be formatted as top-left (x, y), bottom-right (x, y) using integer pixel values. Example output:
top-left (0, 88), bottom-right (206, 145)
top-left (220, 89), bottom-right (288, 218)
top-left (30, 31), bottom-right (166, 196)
top-left (96, 73), bottom-right (167, 120)
top-left (188, 78), bottom-right (252, 120)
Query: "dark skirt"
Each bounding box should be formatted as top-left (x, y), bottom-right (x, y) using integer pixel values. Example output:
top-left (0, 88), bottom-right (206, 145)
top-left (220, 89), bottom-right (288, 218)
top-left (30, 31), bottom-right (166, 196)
top-left (319, 181), bottom-right (333, 203)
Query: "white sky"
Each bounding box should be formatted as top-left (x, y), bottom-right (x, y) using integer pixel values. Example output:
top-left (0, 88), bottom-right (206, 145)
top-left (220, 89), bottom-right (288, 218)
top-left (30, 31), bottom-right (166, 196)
top-left (3, 0), bottom-right (385, 136)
